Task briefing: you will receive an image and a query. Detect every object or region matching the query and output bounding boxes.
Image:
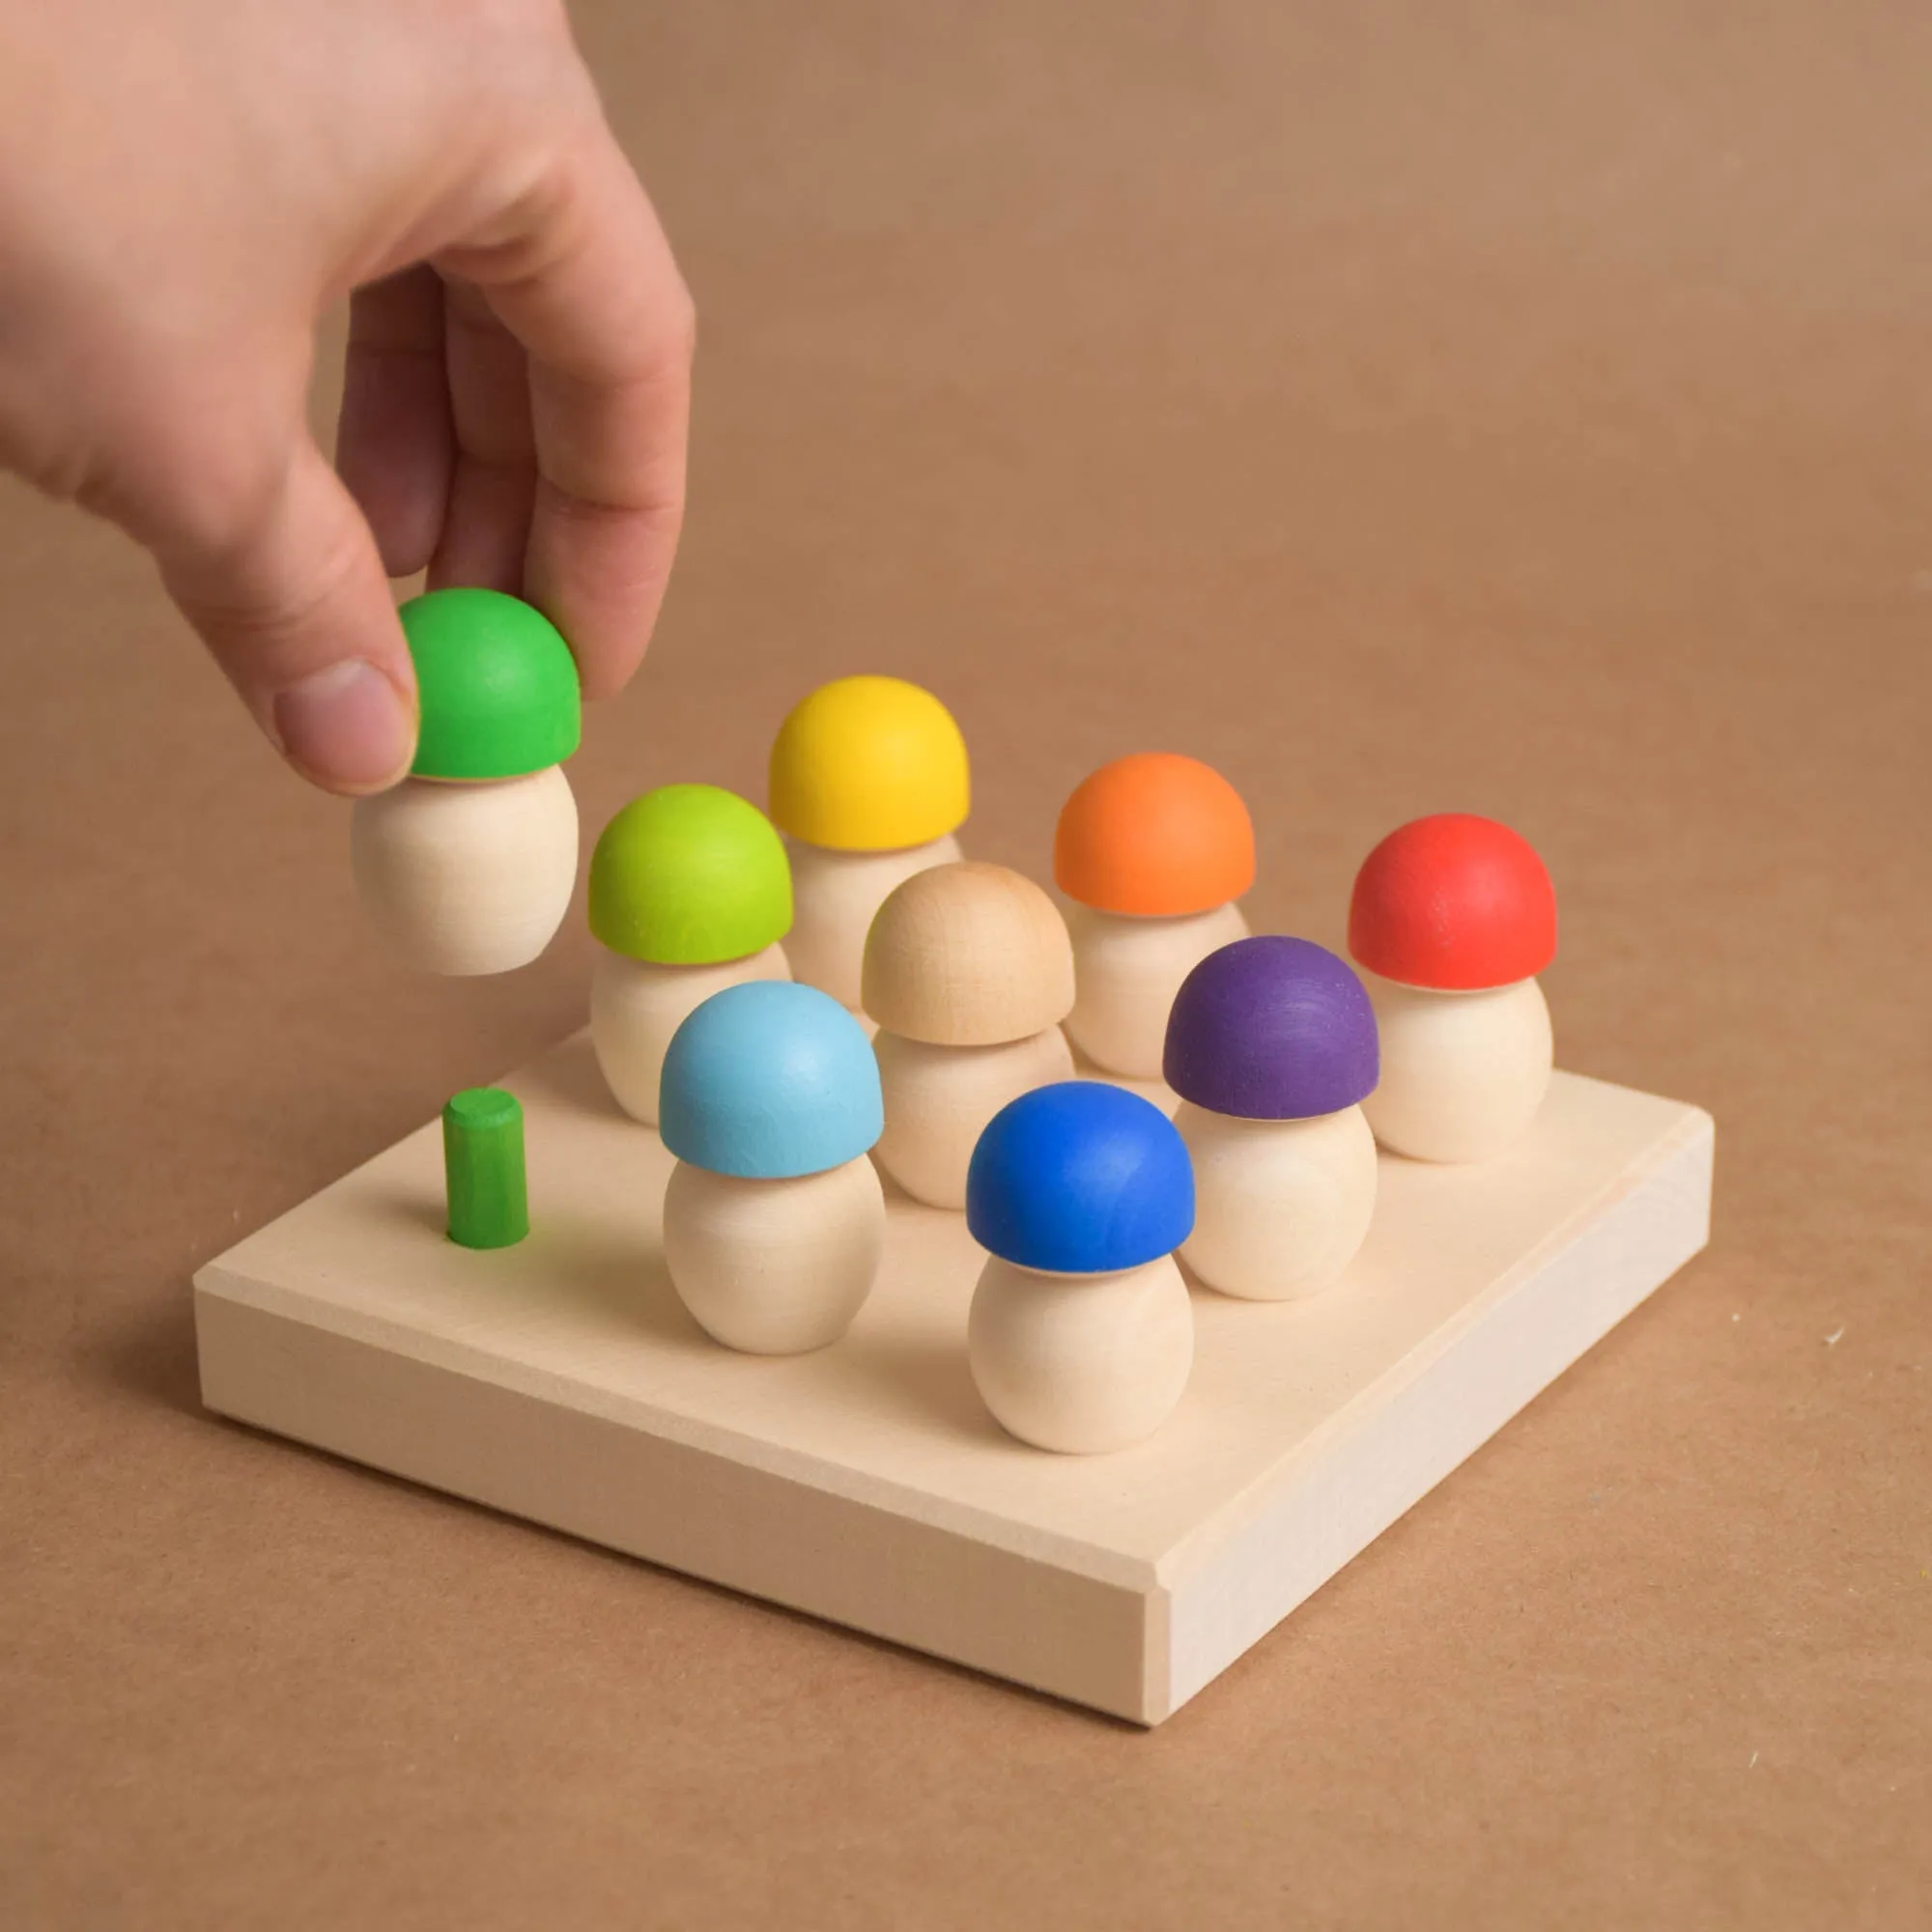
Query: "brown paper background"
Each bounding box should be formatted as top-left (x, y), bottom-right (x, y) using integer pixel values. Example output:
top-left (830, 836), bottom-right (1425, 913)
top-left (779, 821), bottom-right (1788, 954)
top-left (2, 4), bottom-right (1927, 1924)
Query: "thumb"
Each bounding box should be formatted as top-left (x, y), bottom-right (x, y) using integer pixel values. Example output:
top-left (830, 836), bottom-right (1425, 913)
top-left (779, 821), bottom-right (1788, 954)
top-left (159, 435), bottom-right (419, 795)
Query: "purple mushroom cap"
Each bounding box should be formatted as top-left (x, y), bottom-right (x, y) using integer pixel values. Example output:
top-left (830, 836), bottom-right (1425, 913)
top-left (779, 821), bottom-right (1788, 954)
top-left (1163, 935), bottom-right (1379, 1121)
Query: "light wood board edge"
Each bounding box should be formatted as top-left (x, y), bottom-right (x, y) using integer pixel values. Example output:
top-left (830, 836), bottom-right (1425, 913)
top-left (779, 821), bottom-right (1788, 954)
top-left (193, 1280), bottom-right (1165, 1719)
top-left (1157, 1105), bottom-right (1715, 1718)
top-left (191, 1099), bottom-right (1715, 1727)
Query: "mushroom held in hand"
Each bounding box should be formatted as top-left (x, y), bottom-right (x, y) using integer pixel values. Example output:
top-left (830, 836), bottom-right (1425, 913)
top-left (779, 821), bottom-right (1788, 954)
top-left (658, 981), bottom-right (886, 1354)
top-left (768, 675), bottom-right (970, 1009)
top-left (588, 784), bottom-right (793, 1125)
top-left (862, 861), bottom-right (1076, 1208)
top-left (351, 589), bottom-right (581, 975)
top-left (1164, 936), bottom-right (1379, 1300)
top-left (1347, 813), bottom-right (1557, 1162)
top-left (1054, 753), bottom-right (1255, 1077)
top-left (965, 1082), bottom-right (1196, 1454)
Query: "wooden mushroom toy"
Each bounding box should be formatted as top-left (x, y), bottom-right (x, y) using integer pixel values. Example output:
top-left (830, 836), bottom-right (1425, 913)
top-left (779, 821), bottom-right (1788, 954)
top-left (1053, 753), bottom-right (1255, 1077)
top-left (1164, 936), bottom-right (1379, 1300)
top-left (768, 675), bottom-right (970, 1009)
top-left (658, 981), bottom-right (886, 1354)
top-left (1347, 812), bottom-right (1557, 1162)
top-left (587, 784), bottom-right (793, 1125)
top-left (351, 589), bottom-right (581, 975)
top-left (965, 1082), bottom-right (1196, 1453)
top-left (862, 861), bottom-right (1076, 1209)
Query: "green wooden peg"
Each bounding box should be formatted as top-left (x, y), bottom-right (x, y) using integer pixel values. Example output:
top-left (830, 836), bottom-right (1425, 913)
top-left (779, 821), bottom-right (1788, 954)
top-left (442, 1087), bottom-right (529, 1249)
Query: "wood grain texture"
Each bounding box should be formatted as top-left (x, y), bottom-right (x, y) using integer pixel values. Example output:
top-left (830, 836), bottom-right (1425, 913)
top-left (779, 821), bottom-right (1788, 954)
top-left (1064, 901), bottom-right (1250, 1078)
top-left (871, 1024), bottom-right (1075, 1208)
top-left (863, 861), bottom-right (1076, 1045)
top-left (1363, 973), bottom-right (1554, 1163)
top-left (350, 769), bottom-right (580, 977)
top-left (784, 835), bottom-right (962, 1009)
top-left (193, 1033), bottom-right (1711, 1723)
top-left (1175, 1100), bottom-right (1378, 1301)
top-left (967, 1254), bottom-right (1194, 1454)
top-left (589, 943), bottom-right (791, 1125)
top-left (664, 1152), bottom-right (884, 1353)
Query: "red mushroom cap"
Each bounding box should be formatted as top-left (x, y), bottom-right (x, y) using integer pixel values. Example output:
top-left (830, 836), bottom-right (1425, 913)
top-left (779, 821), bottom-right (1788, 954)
top-left (1348, 813), bottom-right (1556, 990)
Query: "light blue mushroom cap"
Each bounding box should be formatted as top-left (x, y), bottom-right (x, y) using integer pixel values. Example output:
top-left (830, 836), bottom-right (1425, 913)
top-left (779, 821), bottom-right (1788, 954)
top-left (659, 980), bottom-right (884, 1179)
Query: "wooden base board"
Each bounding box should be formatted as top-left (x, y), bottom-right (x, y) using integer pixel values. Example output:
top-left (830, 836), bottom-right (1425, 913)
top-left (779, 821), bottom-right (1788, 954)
top-left (193, 1037), bottom-right (1713, 1724)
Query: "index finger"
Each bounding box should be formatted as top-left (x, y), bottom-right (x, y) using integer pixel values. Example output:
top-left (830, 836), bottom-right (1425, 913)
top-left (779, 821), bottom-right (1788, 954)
top-left (439, 123), bottom-right (694, 700)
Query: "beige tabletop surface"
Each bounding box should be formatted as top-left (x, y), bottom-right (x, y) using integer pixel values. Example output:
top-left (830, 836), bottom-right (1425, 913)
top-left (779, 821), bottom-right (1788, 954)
top-left (2, 4), bottom-right (1926, 1925)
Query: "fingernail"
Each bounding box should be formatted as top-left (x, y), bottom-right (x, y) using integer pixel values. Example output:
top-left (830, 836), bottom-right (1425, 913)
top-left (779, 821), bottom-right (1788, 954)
top-left (272, 661), bottom-right (416, 793)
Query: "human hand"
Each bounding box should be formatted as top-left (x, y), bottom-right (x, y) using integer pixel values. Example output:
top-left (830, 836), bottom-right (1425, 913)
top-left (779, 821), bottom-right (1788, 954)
top-left (0, 0), bottom-right (692, 793)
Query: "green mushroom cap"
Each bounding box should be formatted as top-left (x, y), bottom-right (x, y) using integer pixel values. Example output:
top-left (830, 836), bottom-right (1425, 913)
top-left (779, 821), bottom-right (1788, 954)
top-left (402, 588), bottom-right (582, 780)
top-left (589, 784), bottom-right (794, 965)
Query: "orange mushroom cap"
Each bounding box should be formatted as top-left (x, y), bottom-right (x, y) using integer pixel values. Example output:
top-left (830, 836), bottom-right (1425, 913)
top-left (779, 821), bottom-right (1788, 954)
top-left (1348, 813), bottom-right (1556, 990)
top-left (1053, 753), bottom-right (1256, 917)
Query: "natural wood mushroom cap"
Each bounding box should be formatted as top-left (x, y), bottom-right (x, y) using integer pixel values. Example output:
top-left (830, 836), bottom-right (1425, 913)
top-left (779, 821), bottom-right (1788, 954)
top-left (862, 862), bottom-right (1076, 1046)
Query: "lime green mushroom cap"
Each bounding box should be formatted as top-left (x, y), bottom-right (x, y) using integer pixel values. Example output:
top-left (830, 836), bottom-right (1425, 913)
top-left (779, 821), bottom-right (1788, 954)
top-left (402, 588), bottom-right (582, 780)
top-left (589, 784), bottom-right (794, 965)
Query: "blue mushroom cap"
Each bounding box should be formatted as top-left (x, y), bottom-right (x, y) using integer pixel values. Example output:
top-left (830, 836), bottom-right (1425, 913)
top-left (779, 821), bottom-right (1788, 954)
top-left (659, 980), bottom-right (884, 1179)
top-left (966, 1081), bottom-right (1195, 1274)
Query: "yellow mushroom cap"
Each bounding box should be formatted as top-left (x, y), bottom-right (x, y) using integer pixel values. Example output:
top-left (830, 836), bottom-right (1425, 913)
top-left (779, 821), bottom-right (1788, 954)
top-left (768, 675), bottom-right (970, 852)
